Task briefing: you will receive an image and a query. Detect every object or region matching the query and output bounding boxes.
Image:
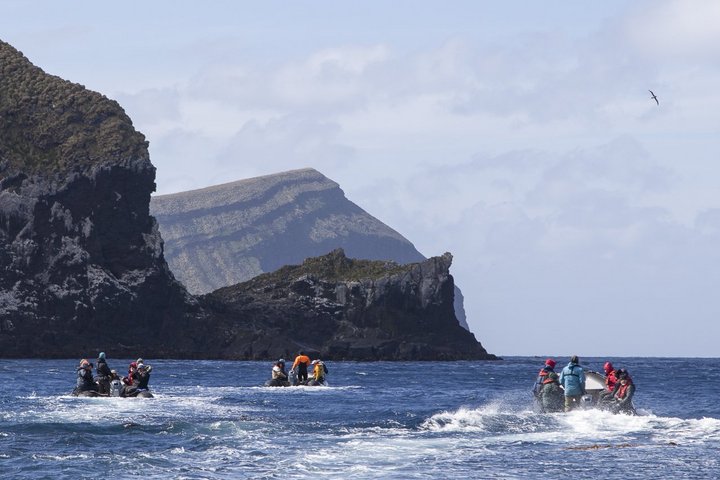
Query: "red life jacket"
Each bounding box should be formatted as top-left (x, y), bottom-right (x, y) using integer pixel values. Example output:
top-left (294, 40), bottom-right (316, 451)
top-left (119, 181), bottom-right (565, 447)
top-left (606, 371), bottom-right (618, 391)
top-left (533, 368), bottom-right (552, 397)
top-left (616, 381), bottom-right (632, 399)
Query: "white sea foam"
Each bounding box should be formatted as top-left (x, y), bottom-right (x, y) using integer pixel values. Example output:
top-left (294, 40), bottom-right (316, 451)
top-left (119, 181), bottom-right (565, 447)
top-left (272, 403), bottom-right (720, 479)
top-left (31, 453), bottom-right (94, 461)
top-left (5, 391), bottom-right (263, 427)
top-left (421, 406), bottom-right (493, 433)
top-left (419, 403), bottom-right (720, 447)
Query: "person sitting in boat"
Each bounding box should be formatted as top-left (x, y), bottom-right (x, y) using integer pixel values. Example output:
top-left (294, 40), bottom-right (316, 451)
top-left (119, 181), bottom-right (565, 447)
top-left (292, 352), bottom-right (312, 384)
top-left (75, 359), bottom-right (98, 394)
top-left (598, 361), bottom-right (619, 404)
top-left (603, 362), bottom-right (618, 392)
top-left (559, 355), bottom-right (586, 412)
top-left (266, 359), bottom-right (290, 387)
top-left (532, 358), bottom-right (557, 404)
top-left (122, 361), bottom-right (138, 387)
top-left (123, 363), bottom-right (152, 397)
top-left (134, 363), bottom-right (152, 390)
top-left (94, 352), bottom-right (113, 395)
top-left (307, 359), bottom-right (328, 386)
top-left (610, 370), bottom-right (635, 415)
top-left (539, 371), bottom-right (564, 413)
top-left (273, 359), bottom-right (288, 381)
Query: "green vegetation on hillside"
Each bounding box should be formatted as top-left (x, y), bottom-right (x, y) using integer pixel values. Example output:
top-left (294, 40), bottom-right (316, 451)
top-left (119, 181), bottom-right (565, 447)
top-left (224, 249), bottom-right (410, 294)
top-left (0, 40), bottom-right (148, 177)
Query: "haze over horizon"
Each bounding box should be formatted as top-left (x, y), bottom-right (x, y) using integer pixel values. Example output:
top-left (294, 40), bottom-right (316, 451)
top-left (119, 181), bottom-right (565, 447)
top-left (3, 0), bottom-right (720, 357)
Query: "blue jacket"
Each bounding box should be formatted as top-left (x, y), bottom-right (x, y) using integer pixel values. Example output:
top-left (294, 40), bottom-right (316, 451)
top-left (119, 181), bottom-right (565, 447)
top-left (559, 362), bottom-right (586, 396)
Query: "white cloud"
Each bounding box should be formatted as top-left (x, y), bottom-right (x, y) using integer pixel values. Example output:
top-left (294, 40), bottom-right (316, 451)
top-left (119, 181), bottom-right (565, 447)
top-left (117, 88), bottom-right (181, 125)
top-left (343, 134), bottom-right (720, 355)
top-left (11, 0), bottom-right (720, 355)
top-left (214, 115), bottom-right (355, 179)
top-left (184, 44), bottom-right (389, 113)
top-left (626, 0), bottom-right (720, 60)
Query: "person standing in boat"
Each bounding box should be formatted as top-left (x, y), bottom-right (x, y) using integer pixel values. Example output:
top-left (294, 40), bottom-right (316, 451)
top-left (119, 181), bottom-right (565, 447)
top-left (532, 358), bottom-right (557, 406)
top-left (292, 352), bottom-right (312, 384)
top-left (94, 352), bottom-right (113, 395)
top-left (539, 372), bottom-right (564, 413)
top-left (559, 355), bottom-right (586, 411)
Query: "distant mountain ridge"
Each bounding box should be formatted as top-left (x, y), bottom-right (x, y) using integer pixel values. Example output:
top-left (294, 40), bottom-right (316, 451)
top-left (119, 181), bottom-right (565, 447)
top-left (150, 168), bottom-right (471, 330)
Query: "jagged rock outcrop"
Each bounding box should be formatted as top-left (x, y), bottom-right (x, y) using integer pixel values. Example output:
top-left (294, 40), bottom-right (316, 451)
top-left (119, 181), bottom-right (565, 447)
top-left (0, 39), bottom-right (493, 360)
top-left (150, 169), bottom-right (471, 331)
top-left (0, 40), bottom-right (198, 356)
top-left (202, 249), bottom-right (494, 360)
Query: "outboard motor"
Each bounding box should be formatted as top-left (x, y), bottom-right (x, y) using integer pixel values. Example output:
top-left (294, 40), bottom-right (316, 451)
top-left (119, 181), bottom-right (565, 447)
top-left (288, 368), bottom-right (299, 386)
top-left (110, 379), bottom-right (123, 397)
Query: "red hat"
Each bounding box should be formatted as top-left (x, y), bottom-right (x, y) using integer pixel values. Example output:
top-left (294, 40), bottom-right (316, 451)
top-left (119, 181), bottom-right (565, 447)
top-left (545, 358), bottom-right (556, 368)
top-left (604, 362), bottom-right (613, 373)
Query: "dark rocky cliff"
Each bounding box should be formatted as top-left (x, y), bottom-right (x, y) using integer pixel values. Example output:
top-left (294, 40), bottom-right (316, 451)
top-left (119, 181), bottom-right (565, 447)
top-left (201, 249), bottom-right (494, 360)
top-left (0, 40), bottom-right (197, 356)
top-left (150, 170), bottom-right (471, 331)
top-left (0, 40), bottom-right (494, 360)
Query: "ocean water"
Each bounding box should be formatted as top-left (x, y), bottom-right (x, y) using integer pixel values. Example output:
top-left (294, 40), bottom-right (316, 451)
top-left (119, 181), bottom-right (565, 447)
top-left (1, 357), bottom-right (718, 479)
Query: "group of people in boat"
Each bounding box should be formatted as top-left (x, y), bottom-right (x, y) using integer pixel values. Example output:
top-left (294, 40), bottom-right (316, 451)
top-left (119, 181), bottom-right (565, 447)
top-left (73, 353), bottom-right (153, 397)
top-left (532, 356), bottom-right (636, 414)
top-left (74, 350), bottom-right (328, 396)
top-left (266, 351), bottom-right (329, 387)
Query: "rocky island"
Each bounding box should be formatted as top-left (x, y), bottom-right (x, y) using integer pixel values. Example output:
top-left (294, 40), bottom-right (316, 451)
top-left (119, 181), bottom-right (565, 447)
top-left (201, 249), bottom-right (491, 360)
top-left (150, 168), bottom-right (470, 331)
top-left (0, 39), bottom-right (495, 360)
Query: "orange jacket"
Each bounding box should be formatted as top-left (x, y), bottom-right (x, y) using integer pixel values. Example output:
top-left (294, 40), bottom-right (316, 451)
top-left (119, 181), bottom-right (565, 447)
top-left (292, 355), bottom-right (311, 370)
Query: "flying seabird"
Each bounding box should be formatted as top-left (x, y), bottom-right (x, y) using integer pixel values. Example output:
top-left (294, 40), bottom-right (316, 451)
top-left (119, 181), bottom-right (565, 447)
top-left (649, 90), bottom-right (659, 105)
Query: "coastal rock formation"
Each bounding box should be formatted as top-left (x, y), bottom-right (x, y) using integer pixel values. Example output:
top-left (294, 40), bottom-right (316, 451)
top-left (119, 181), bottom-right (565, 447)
top-left (202, 249), bottom-right (494, 360)
top-left (150, 170), bottom-right (471, 331)
top-left (0, 39), bottom-right (493, 360)
top-left (0, 40), bottom-right (196, 356)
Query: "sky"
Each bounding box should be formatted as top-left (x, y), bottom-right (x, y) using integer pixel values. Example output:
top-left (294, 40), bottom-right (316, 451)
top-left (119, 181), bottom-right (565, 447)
top-left (2, 0), bottom-right (720, 357)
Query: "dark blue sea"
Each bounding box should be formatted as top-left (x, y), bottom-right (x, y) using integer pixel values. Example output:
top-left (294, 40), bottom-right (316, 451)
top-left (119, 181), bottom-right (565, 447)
top-left (1, 357), bottom-right (718, 479)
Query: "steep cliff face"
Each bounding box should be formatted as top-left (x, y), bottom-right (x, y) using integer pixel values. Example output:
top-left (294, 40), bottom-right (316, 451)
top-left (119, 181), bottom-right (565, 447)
top-left (0, 39), bottom-right (493, 360)
top-left (150, 169), bottom-right (471, 331)
top-left (0, 40), bottom-right (196, 356)
top-left (202, 249), bottom-right (494, 360)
